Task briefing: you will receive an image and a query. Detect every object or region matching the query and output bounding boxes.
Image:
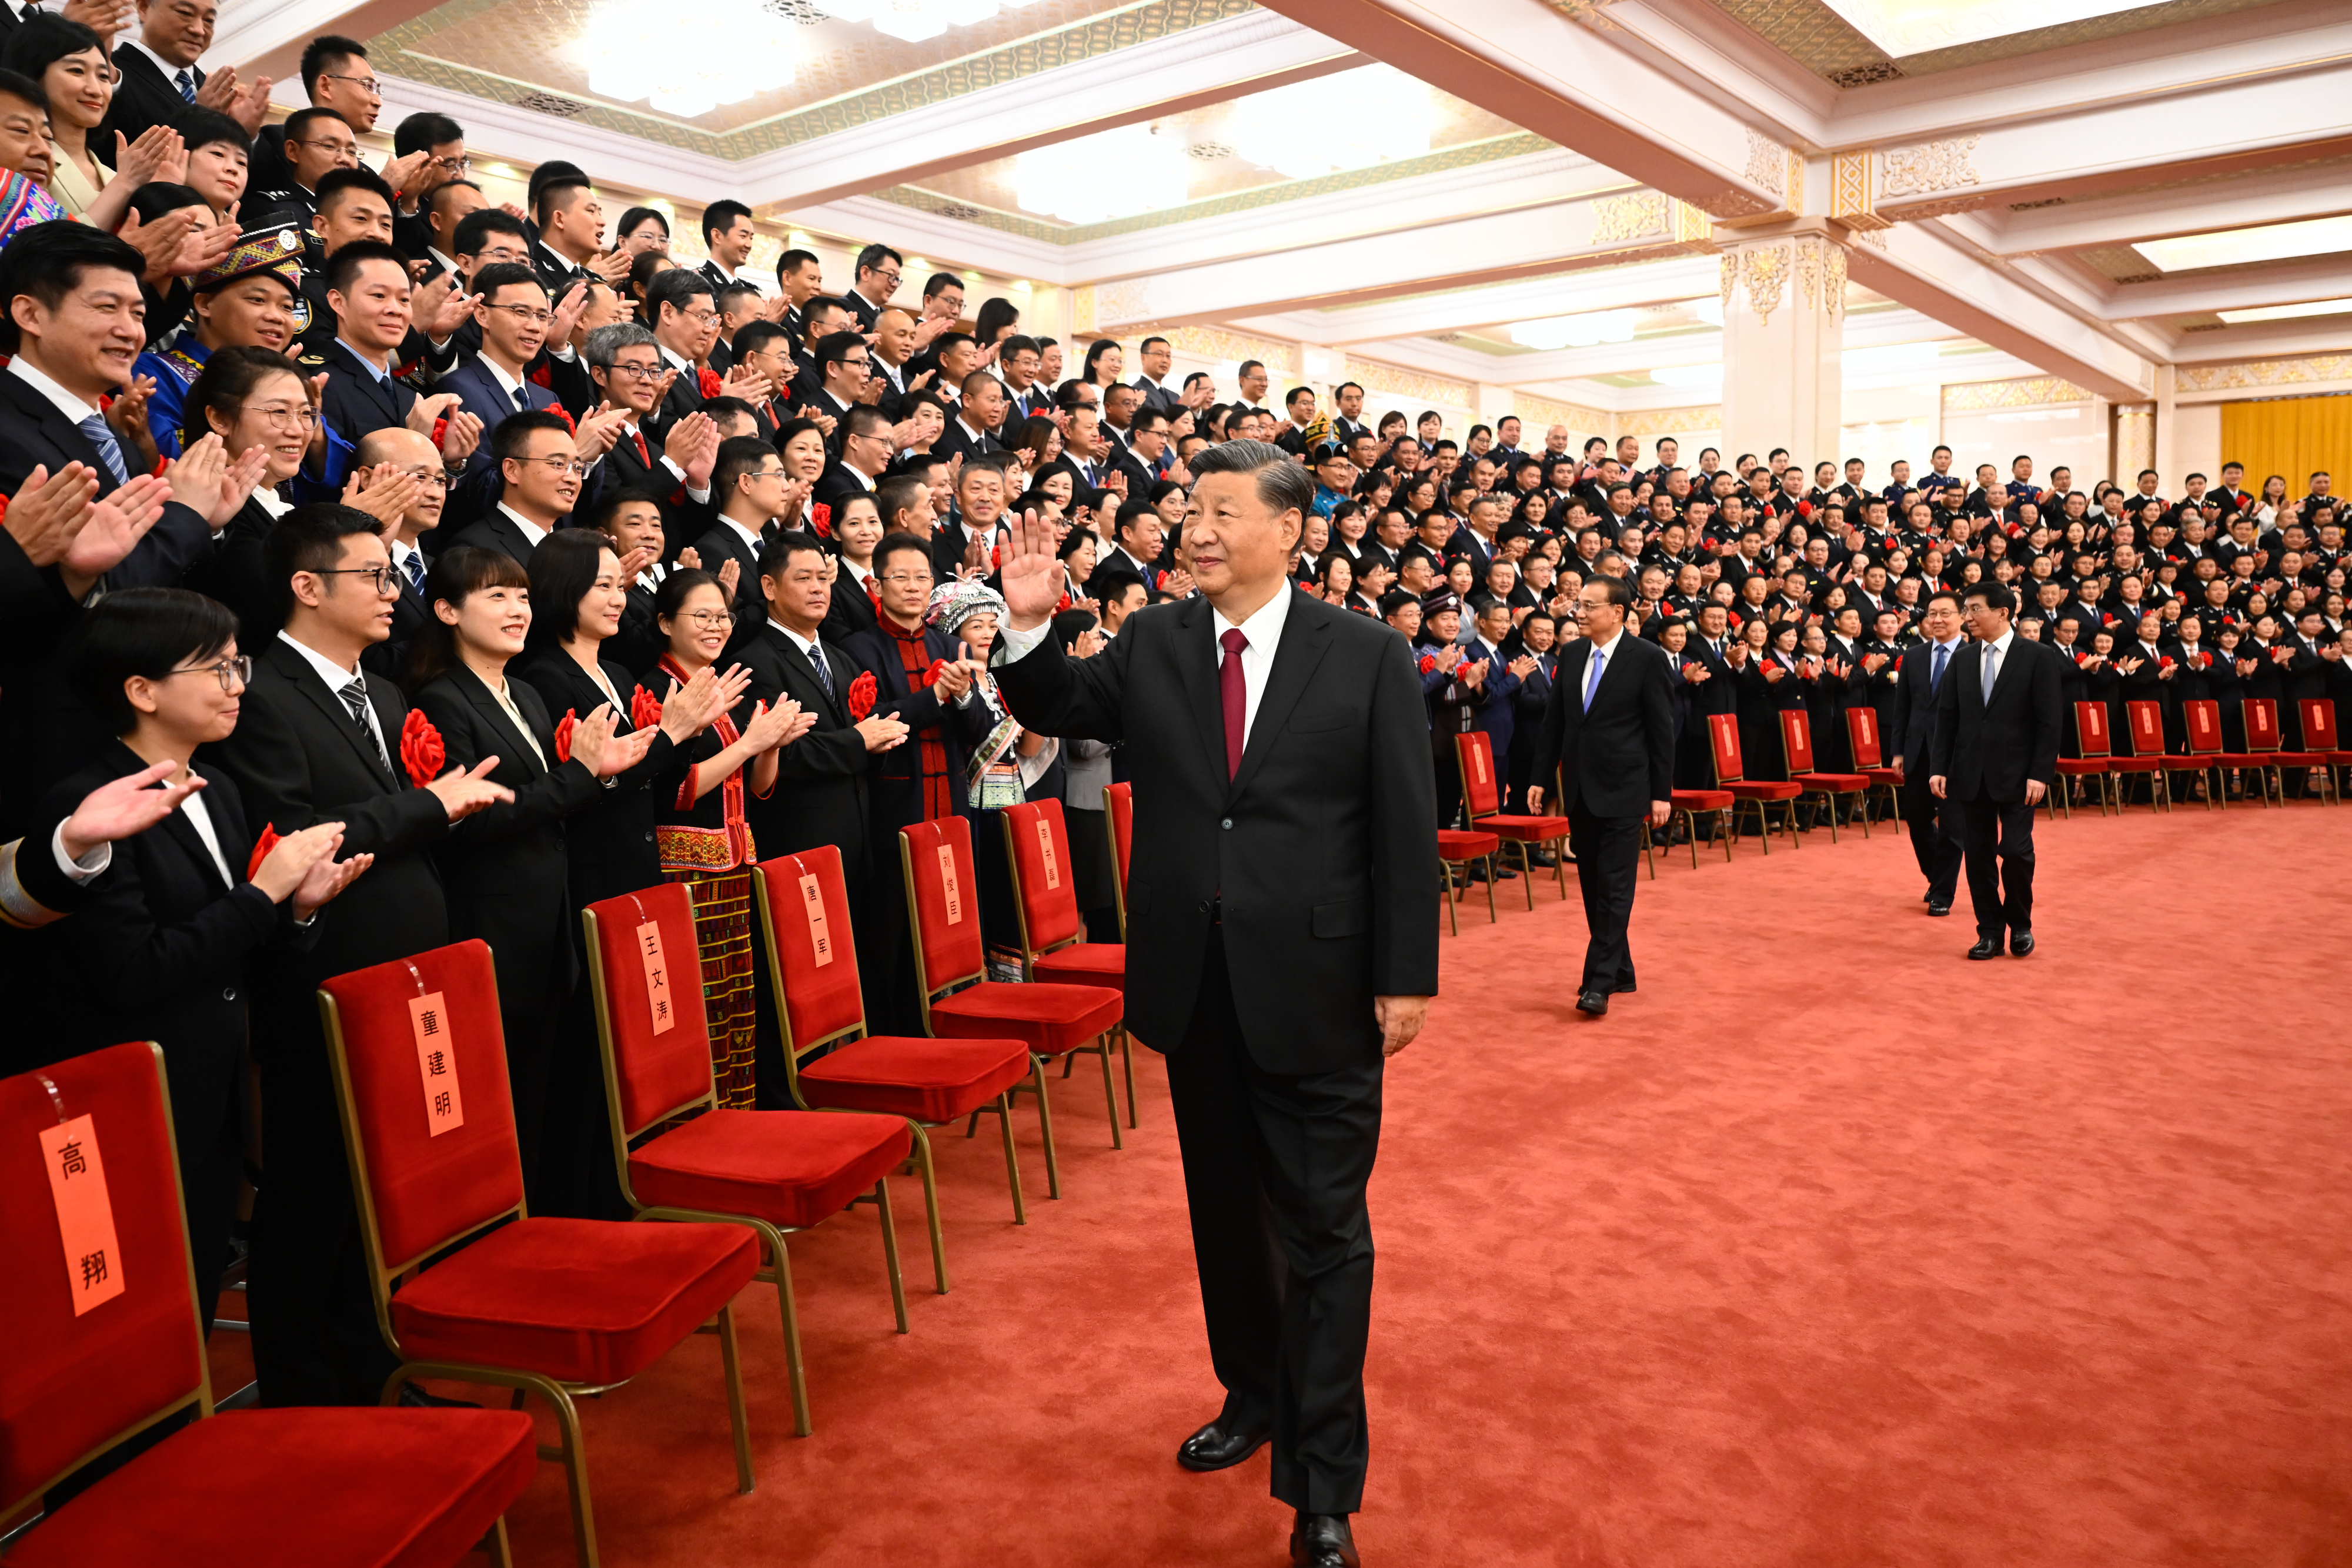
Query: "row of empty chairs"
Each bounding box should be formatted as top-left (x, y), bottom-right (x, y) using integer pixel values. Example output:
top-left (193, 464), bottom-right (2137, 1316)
top-left (2057, 697), bottom-right (2347, 814)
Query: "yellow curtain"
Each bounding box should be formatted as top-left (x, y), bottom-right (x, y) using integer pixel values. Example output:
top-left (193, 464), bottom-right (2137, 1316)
top-left (2219, 394), bottom-right (2352, 499)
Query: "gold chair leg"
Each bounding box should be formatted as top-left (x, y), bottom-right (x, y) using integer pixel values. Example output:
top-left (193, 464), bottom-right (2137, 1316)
top-left (761, 1225), bottom-right (812, 1437)
top-left (1517, 841), bottom-right (1538, 907)
top-left (1441, 859), bottom-right (1460, 936)
top-left (1028, 1056), bottom-right (1062, 1199)
top-left (1855, 791), bottom-right (1870, 837)
top-left (715, 1302), bottom-right (756, 1489)
top-left (1553, 837), bottom-right (1569, 898)
top-left (1096, 1040), bottom-right (1123, 1149)
top-left (993, 1092), bottom-right (1027, 1225)
top-left (873, 1178), bottom-right (908, 1333)
top-left (906, 1122), bottom-right (948, 1293)
top-left (1482, 860), bottom-right (1497, 922)
top-left (1679, 810), bottom-right (1699, 869)
top-left (1120, 1028), bottom-right (1138, 1130)
top-left (1638, 824), bottom-right (1655, 881)
top-left (546, 1379), bottom-right (599, 1568)
top-left (482, 1517), bottom-right (514, 1568)
top-left (1749, 798), bottom-right (1768, 855)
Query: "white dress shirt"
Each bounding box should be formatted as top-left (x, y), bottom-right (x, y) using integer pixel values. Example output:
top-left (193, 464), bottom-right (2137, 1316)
top-left (478, 352), bottom-right (530, 409)
top-left (495, 503), bottom-right (550, 551)
top-left (179, 790), bottom-right (234, 888)
top-left (1979, 626), bottom-right (2015, 700)
top-left (997, 583), bottom-right (1292, 751)
top-left (10, 355), bottom-right (102, 421)
top-left (1580, 625), bottom-right (1627, 707)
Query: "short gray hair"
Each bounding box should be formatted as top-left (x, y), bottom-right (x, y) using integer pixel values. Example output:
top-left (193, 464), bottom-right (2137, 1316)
top-left (584, 321), bottom-right (657, 373)
top-left (1190, 437), bottom-right (1313, 520)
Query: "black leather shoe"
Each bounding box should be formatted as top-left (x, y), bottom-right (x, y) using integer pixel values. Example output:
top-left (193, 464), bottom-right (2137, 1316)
top-left (1966, 937), bottom-right (2004, 960)
top-left (2009, 930), bottom-right (2035, 957)
top-left (1176, 1413), bottom-right (1270, 1472)
top-left (397, 1381), bottom-right (480, 1409)
top-left (1927, 901), bottom-right (1950, 917)
top-left (1291, 1513), bottom-right (1361, 1567)
top-left (1575, 988), bottom-right (1609, 1017)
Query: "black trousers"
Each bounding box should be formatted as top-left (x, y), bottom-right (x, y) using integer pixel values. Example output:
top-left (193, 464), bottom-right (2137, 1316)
top-left (1959, 792), bottom-right (2036, 940)
top-left (1567, 803), bottom-right (1641, 994)
top-left (1162, 930), bottom-right (1382, 1516)
top-left (1901, 770), bottom-right (1963, 903)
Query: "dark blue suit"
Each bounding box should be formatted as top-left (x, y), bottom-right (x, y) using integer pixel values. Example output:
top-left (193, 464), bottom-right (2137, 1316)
top-left (1461, 640), bottom-right (1523, 760)
top-left (437, 354), bottom-right (562, 528)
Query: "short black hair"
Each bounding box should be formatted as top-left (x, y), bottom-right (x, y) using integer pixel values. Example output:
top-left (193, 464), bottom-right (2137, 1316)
top-left (0, 65), bottom-right (38, 114)
top-left (756, 529), bottom-right (827, 583)
top-left (315, 165), bottom-right (395, 218)
top-left (713, 434), bottom-right (778, 500)
top-left (645, 266), bottom-right (713, 325)
top-left (533, 176), bottom-right (592, 229)
top-left (126, 182), bottom-right (205, 225)
top-left (1964, 581), bottom-right (2018, 616)
top-left (775, 247), bottom-right (817, 280)
top-left (733, 318), bottom-right (789, 359)
top-left (282, 105), bottom-right (352, 150)
top-left (171, 106), bottom-right (251, 157)
top-left (265, 504), bottom-right (384, 623)
top-left (0, 220), bottom-right (146, 354)
top-left (493, 409), bottom-right (572, 463)
top-left (452, 205), bottom-right (526, 258)
top-left (392, 110), bottom-right (463, 159)
top-left (323, 238), bottom-right (406, 297)
top-left (524, 529), bottom-right (614, 650)
top-left (854, 242), bottom-right (903, 278)
top-left (715, 279), bottom-right (762, 316)
top-left (921, 271), bottom-right (962, 300)
top-left (815, 330), bottom-right (865, 374)
top-left (701, 199), bottom-right (752, 243)
top-left (299, 34), bottom-right (368, 96)
top-left (5, 15), bottom-right (106, 97)
top-left (470, 262), bottom-right (543, 305)
top-left (62, 587), bottom-right (240, 734)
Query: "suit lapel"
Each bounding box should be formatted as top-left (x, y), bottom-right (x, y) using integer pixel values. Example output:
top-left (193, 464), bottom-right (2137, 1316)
top-left (1174, 599), bottom-right (1227, 787)
top-left (774, 627), bottom-right (846, 725)
top-left (331, 341), bottom-right (403, 428)
top-left (3, 373), bottom-right (112, 491)
top-left (1987, 637), bottom-right (2028, 708)
top-left (456, 664), bottom-right (546, 776)
top-left (1229, 601), bottom-right (1333, 801)
top-left (275, 639), bottom-right (399, 785)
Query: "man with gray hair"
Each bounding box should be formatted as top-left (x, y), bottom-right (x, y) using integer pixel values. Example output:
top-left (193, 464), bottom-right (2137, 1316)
top-left (585, 319), bottom-right (717, 533)
top-left (993, 438), bottom-right (1438, 1568)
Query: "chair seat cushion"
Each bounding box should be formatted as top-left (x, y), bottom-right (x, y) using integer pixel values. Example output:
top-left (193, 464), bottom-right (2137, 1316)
top-left (1033, 942), bottom-right (1127, 990)
top-left (1671, 789), bottom-right (1735, 811)
top-left (630, 1108), bottom-right (911, 1232)
top-left (2326, 751), bottom-right (2352, 764)
top-left (2053, 758), bottom-right (2108, 774)
top-left (390, 1215), bottom-right (759, 1385)
top-left (1793, 771), bottom-right (1869, 791)
top-left (1722, 781), bottom-right (1803, 800)
top-left (799, 1035), bottom-right (1033, 1123)
top-left (1435, 828), bottom-right (1500, 858)
top-left (1479, 813), bottom-right (1571, 841)
top-left (1860, 768), bottom-right (1904, 784)
top-left (2107, 758), bottom-right (2161, 771)
top-left (2264, 751), bottom-right (2325, 765)
top-left (931, 981), bottom-right (1122, 1057)
top-left (9, 1407), bottom-right (536, 1568)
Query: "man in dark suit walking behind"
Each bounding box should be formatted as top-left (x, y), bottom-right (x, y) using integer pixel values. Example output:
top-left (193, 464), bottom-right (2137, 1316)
top-left (1527, 574), bottom-right (1675, 1017)
top-left (1893, 591), bottom-right (1966, 914)
top-left (1930, 581), bottom-right (2062, 959)
top-left (993, 440), bottom-right (1437, 1568)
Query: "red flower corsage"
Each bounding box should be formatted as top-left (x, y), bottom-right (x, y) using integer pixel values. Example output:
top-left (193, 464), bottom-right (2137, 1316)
top-left (1418, 653), bottom-right (1438, 675)
top-left (2158, 656), bottom-right (2175, 670)
top-left (549, 402), bottom-right (575, 434)
top-left (554, 708), bottom-right (577, 763)
top-left (697, 368), bottom-right (723, 399)
top-left (846, 670), bottom-right (877, 721)
top-left (631, 687), bottom-right (664, 731)
top-left (245, 824), bottom-right (281, 881)
top-left (809, 501), bottom-right (831, 539)
top-left (2195, 651), bottom-right (2211, 668)
top-left (527, 363), bottom-right (552, 388)
top-left (430, 415), bottom-right (449, 449)
top-left (923, 658), bottom-right (950, 688)
top-left (399, 709), bottom-right (445, 788)
top-left (2073, 651), bottom-right (2091, 666)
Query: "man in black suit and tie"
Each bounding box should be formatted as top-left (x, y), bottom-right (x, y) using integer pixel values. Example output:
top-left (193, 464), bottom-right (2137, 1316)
top-left (815, 404), bottom-right (890, 517)
top-left (935, 370), bottom-right (1006, 469)
top-left (695, 199), bottom-right (756, 297)
top-left (443, 410), bottom-right (580, 566)
top-left (840, 242), bottom-right (901, 335)
top-left (1929, 581), bottom-right (2062, 959)
top-left (436, 262), bottom-right (567, 518)
top-left (305, 242), bottom-right (478, 463)
top-left (205, 503), bottom-right (510, 1406)
top-left (1130, 334), bottom-right (1182, 419)
top-left (1000, 335), bottom-right (1051, 422)
top-left (101, 0), bottom-right (269, 152)
top-left (645, 268), bottom-right (718, 429)
top-left (1529, 575), bottom-right (1676, 1016)
top-left (1892, 590), bottom-right (1966, 914)
top-left (803, 330), bottom-right (871, 427)
top-left (689, 436), bottom-right (790, 651)
top-left (993, 440), bottom-right (1436, 1568)
top-left (351, 427), bottom-right (449, 679)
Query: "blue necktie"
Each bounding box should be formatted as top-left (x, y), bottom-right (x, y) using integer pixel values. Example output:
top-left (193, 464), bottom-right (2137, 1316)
top-left (1582, 647), bottom-right (1606, 711)
top-left (76, 414), bottom-right (129, 485)
top-left (402, 549), bottom-right (425, 596)
top-left (1929, 641), bottom-right (1947, 693)
top-left (173, 68), bottom-right (196, 103)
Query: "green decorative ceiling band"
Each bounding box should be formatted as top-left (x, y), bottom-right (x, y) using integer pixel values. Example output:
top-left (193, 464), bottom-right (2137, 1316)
top-left (371, 0), bottom-right (1255, 161)
top-left (878, 131), bottom-right (1556, 243)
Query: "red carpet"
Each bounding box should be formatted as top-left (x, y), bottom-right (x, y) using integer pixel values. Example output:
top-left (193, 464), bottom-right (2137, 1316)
top-left (214, 803), bottom-right (2352, 1566)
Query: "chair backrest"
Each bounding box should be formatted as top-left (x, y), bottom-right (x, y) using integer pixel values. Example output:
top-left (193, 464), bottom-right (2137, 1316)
top-left (1778, 708), bottom-right (1816, 774)
top-left (2300, 697), bottom-right (2340, 751)
top-left (1104, 781), bottom-right (1133, 940)
top-left (1706, 713), bottom-right (1746, 784)
top-left (582, 881), bottom-right (716, 1145)
top-left (751, 848), bottom-right (867, 1073)
top-left (2123, 700), bottom-right (2165, 758)
top-left (2180, 699), bottom-right (2223, 755)
top-left (2073, 701), bottom-right (2113, 757)
top-left (319, 940), bottom-right (523, 1282)
top-left (1844, 706), bottom-right (1884, 768)
top-left (1454, 730), bottom-right (1502, 818)
top-left (2243, 697), bottom-right (2281, 751)
top-left (900, 815), bottom-right (985, 1004)
top-left (1003, 798), bottom-right (1083, 959)
top-left (1, 1043), bottom-right (206, 1523)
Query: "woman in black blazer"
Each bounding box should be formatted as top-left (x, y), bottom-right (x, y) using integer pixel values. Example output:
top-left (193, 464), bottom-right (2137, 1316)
top-left (47, 589), bottom-right (369, 1331)
top-left (406, 547), bottom-right (651, 1208)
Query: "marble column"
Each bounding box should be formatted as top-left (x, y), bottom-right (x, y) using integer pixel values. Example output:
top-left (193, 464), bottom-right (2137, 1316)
top-left (1718, 229), bottom-right (1846, 467)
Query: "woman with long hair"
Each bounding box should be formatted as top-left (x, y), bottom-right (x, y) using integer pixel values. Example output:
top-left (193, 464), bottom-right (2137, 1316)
top-left (644, 569), bottom-right (810, 1106)
top-left (614, 206), bottom-right (671, 256)
top-left (405, 546), bottom-right (654, 1203)
top-left (1080, 337), bottom-right (1124, 389)
top-left (974, 297), bottom-right (1021, 356)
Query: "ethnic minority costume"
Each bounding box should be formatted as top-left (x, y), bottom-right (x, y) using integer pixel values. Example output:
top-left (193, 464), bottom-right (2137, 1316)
top-left (647, 654), bottom-right (759, 1109)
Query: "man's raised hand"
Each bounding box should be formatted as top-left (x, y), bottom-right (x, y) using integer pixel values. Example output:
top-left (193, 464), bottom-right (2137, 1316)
top-left (999, 508), bottom-right (1063, 630)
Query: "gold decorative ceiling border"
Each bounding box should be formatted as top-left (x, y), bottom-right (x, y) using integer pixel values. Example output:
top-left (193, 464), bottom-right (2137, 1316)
top-left (2174, 355), bottom-right (2352, 394)
top-left (371, 0), bottom-right (1254, 161)
top-left (1511, 393), bottom-right (1613, 433)
top-left (1343, 356), bottom-right (1475, 407)
top-left (1612, 405), bottom-right (1721, 439)
top-left (1940, 375), bottom-right (2092, 412)
top-left (877, 131), bottom-right (1555, 243)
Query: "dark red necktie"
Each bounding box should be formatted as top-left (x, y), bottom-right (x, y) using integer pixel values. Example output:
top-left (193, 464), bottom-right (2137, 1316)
top-left (633, 430), bottom-right (650, 467)
top-left (1219, 627), bottom-right (1248, 778)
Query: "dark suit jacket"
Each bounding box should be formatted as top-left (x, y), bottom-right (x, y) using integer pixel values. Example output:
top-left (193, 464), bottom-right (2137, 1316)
top-left (1893, 638), bottom-right (1962, 773)
top-left (443, 509), bottom-right (550, 569)
top-left (199, 636), bottom-right (452, 1005)
top-left (991, 593), bottom-right (1437, 1074)
top-left (310, 338), bottom-right (418, 451)
top-left (933, 417), bottom-right (1003, 471)
top-left (436, 354), bottom-right (560, 523)
top-left (838, 622), bottom-right (987, 834)
top-left (509, 648), bottom-right (676, 910)
top-left (819, 563), bottom-right (880, 645)
top-left (603, 424), bottom-right (715, 550)
top-left (99, 43), bottom-right (198, 152)
top-left (1929, 634), bottom-right (2063, 801)
top-left (687, 516), bottom-right (771, 656)
top-left (1532, 633), bottom-right (1676, 818)
top-left (733, 621), bottom-right (873, 885)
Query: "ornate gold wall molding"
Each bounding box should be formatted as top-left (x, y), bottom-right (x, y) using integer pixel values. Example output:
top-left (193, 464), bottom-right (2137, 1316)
top-left (2174, 354), bottom-right (2352, 393)
top-left (1510, 393), bottom-right (1612, 434)
top-left (1742, 129), bottom-right (1799, 213)
top-left (1940, 375), bottom-right (2091, 412)
top-left (1090, 278), bottom-right (1154, 329)
top-left (1614, 406), bottom-right (1722, 440)
top-left (2114, 403), bottom-right (2156, 480)
top-left (1344, 356), bottom-right (1475, 407)
top-left (1742, 244), bottom-right (1789, 326)
top-left (1162, 326), bottom-right (1297, 373)
top-left (1829, 149), bottom-right (1889, 231)
top-left (1881, 137), bottom-right (1980, 200)
top-left (1591, 191), bottom-right (1668, 246)
top-left (1723, 237), bottom-right (1843, 326)
top-left (1071, 285), bottom-right (1096, 337)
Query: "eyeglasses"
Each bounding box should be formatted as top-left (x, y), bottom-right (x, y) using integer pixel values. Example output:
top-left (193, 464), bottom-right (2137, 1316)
top-left (317, 71), bottom-right (383, 96)
top-left (169, 654), bottom-right (252, 692)
top-left (517, 456), bottom-right (594, 476)
top-left (866, 268), bottom-right (901, 287)
top-left (240, 402), bottom-right (318, 430)
top-left (486, 303), bottom-right (553, 326)
top-left (606, 360), bottom-right (663, 380)
top-left (396, 467), bottom-right (453, 491)
top-left (680, 306), bottom-right (721, 325)
top-left (315, 565), bottom-right (402, 595)
top-left (423, 152), bottom-right (471, 174)
top-left (295, 139), bottom-right (360, 159)
top-left (680, 610), bottom-right (734, 628)
top-left (878, 571), bottom-right (933, 587)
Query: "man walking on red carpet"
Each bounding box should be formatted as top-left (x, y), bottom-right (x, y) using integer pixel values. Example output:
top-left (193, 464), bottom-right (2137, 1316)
top-left (992, 439), bottom-right (1439, 1568)
top-left (1929, 581), bottom-right (2062, 959)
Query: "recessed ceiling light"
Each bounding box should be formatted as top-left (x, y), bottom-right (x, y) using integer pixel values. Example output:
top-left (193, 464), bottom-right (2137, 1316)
top-left (2133, 215), bottom-right (2352, 273)
top-left (2216, 296), bottom-right (2352, 325)
top-left (1817, 0), bottom-right (2156, 59)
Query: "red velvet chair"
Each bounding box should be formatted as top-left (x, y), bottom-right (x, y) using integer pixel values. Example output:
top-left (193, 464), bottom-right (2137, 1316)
top-left (2120, 699), bottom-right (2176, 811)
top-left (2243, 697), bottom-right (2326, 805)
top-left (1778, 709), bottom-right (1870, 841)
top-left (1104, 781), bottom-right (1134, 939)
top-left (1842, 706), bottom-right (1906, 825)
top-left (1452, 730), bottom-right (1570, 907)
top-left (1706, 713), bottom-right (1802, 851)
top-left (583, 884), bottom-right (917, 1437)
top-left (2175, 698), bottom-right (2259, 810)
top-left (750, 847), bottom-right (1033, 1257)
top-left (1, 1041), bottom-right (537, 1566)
top-left (1003, 798), bottom-right (1137, 1130)
top-left (1666, 788), bottom-right (1735, 866)
top-left (1434, 825), bottom-right (1500, 934)
top-left (901, 817), bottom-right (1126, 1200)
top-left (319, 941), bottom-right (762, 1568)
top-left (2298, 698), bottom-right (2351, 804)
top-left (2056, 701), bottom-right (2119, 816)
